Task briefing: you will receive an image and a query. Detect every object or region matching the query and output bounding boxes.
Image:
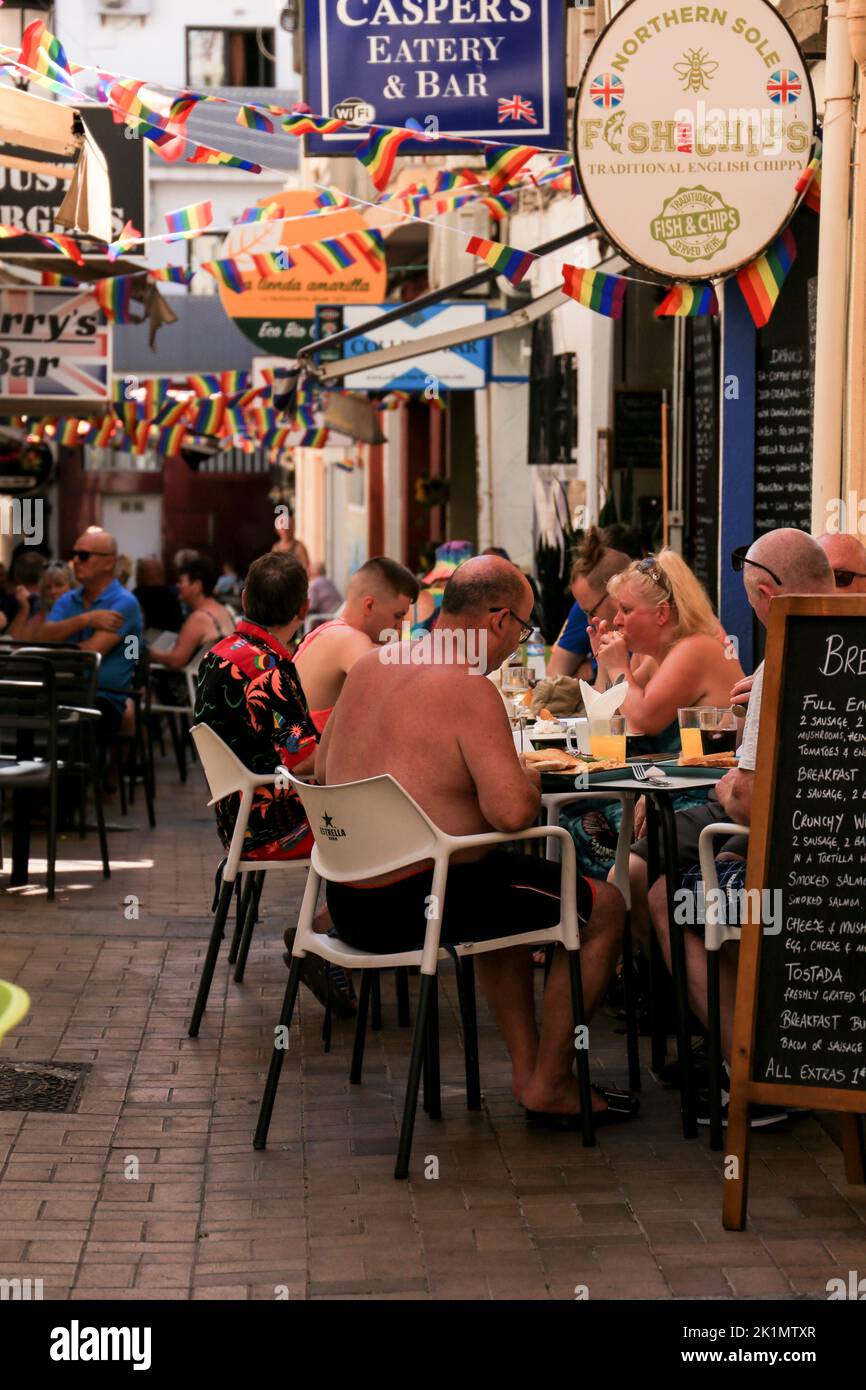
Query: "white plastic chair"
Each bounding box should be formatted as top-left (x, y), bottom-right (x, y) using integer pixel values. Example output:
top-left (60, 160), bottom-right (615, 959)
top-left (542, 789), bottom-right (640, 1091)
top-left (698, 821), bottom-right (750, 1148)
top-left (254, 770), bottom-right (596, 1179)
top-left (186, 722), bottom-right (312, 1036)
top-left (300, 610), bottom-right (339, 636)
top-left (150, 647), bottom-right (212, 783)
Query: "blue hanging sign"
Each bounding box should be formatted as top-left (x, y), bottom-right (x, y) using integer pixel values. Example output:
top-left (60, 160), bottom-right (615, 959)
top-left (303, 0), bottom-right (567, 155)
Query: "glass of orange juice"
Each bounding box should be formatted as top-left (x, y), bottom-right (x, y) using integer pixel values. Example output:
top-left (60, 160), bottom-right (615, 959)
top-left (589, 716), bottom-right (626, 761)
top-left (678, 708), bottom-right (705, 758)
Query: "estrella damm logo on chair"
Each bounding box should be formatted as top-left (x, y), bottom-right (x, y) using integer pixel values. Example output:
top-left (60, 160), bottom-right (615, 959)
top-left (320, 813), bottom-right (347, 841)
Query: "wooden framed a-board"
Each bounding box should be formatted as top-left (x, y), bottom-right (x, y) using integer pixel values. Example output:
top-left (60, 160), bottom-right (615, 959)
top-left (724, 595), bottom-right (866, 1230)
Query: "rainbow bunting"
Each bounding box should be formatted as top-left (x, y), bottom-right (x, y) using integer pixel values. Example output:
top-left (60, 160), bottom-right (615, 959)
top-left (200, 259), bottom-right (247, 294)
top-left (356, 127), bottom-right (414, 192)
top-left (192, 399), bottom-right (226, 436)
top-left (56, 417), bottom-right (88, 447)
top-left (186, 144), bottom-right (262, 173)
top-left (299, 428), bottom-right (329, 448)
top-left (735, 227), bottom-right (797, 328)
top-left (107, 219), bottom-right (143, 261)
top-left (186, 374), bottom-right (221, 398)
top-left (655, 283), bottom-right (719, 318)
top-left (315, 188), bottom-right (352, 210)
top-left (19, 20), bottom-right (74, 88)
top-left (41, 271), bottom-right (79, 287)
top-left (234, 203), bottom-right (281, 224)
top-left (164, 200), bottom-right (214, 238)
top-left (795, 147), bottom-right (822, 213)
top-left (293, 405), bottom-right (317, 430)
top-left (220, 371), bottom-right (249, 396)
top-left (433, 169), bottom-right (479, 194)
top-left (342, 229), bottom-right (384, 273)
top-left (148, 265), bottom-right (194, 285)
top-left (250, 252), bottom-right (291, 278)
top-left (281, 115), bottom-right (347, 136)
top-left (484, 144), bottom-right (539, 194)
top-left (236, 105), bottom-right (274, 134)
top-left (93, 416), bottom-right (119, 448)
top-left (153, 398), bottom-right (190, 429)
top-left (479, 193), bottom-right (518, 222)
top-left (262, 427), bottom-right (293, 452)
top-left (157, 423), bottom-right (188, 456)
top-left (304, 239), bottom-right (355, 274)
top-left (168, 93), bottom-right (206, 123)
top-left (562, 264), bottom-right (627, 319)
top-left (465, 235), bottom-right (536, 287)
top-left (131, 421), bottom-right (153, 453)
top-left (40, 234), bottom-right (85, 265)
top-left (91, 276), bottom-right (135, 323)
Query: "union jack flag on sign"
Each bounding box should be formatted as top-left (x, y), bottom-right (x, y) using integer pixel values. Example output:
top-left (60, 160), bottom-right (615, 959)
top-left (589, 73), bottom-right (624, 109)
top-left (767, 69), bottom-right (801, 104)
top-left (497, 94), bottom-right (537, 124)
top-left (0, 288), bottom-right (110, 404)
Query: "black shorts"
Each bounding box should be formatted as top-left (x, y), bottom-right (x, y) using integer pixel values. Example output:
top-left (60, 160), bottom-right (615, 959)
top-left (325, 849), bottom-right (596, 955)
top-left (631, 795), bottom-right (749, 873)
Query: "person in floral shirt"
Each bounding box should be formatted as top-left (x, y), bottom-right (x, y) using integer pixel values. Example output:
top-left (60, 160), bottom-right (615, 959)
top-left (194, 552), bottom-right (318, 860)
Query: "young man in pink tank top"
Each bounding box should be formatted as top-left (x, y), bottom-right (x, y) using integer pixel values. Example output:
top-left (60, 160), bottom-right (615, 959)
top-left (294, 556), bottom-right (419, 730)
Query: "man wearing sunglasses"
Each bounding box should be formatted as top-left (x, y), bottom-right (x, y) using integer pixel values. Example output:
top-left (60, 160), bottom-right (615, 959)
top-left (38, 528), bottom-right (143, 754)
top-left (816, 531), bottom-right (866, 594)
top-left (642, 529), bottom-right (836, 1126)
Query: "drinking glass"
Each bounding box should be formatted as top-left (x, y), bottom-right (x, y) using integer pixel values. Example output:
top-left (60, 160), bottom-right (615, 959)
top-left (589, 716), bottom-right (626, 761)
top-left (501, 664), bottom-right (532, 697)
top-left (698, 707), bottom-right (738, 755)
top-left (678, 707), bottom-right (704, 758)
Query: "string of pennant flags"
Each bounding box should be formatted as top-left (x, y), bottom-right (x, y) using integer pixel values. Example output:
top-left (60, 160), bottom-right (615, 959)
top-left (0, 10), bottom-right (825, 434)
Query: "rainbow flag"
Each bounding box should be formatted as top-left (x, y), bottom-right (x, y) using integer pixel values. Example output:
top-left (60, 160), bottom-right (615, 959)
top-left (655, 283), bottom-right (719, 318)
top-left (41, 271), bottom-right (79, 287)
top-left (304, 239), bottom-right (355, 274)
top-left (736, 227), bottom-right (797, 328)
top-left (479, 193), bottom-right (518, 222)
top-left (157, 423), bottom-right (188, 456)
top-left (795, 147), bottom-right (822, 213)
top-left (281, 115), bottom-right (347, 137)
top-left (168, 93), bottom-right (206, 124)
top-left (293, 405), bottom-right (317, 430)
top-left (164, 200), bottom-right (214, 237)
top-left (466, 235), bottom-right (536, 287)
top-left (40, 234), bottom-right (85, 265)
top-left (263, 426), bottom-right (293, 452)
top-left (186, 144), bottom-right (262, 173)
top-left (192, 398), bottom-right (226, 436)
top-left (250, 252), bottom-right (291, 278)
top-left (186, 374), bottom-right (221, 398)
top-left (153, 398), bottom-right (190, 429)
top-left (299, 427), bottom-right (329, 448)
top-left (234, 203), bottom-right (281, 224)
top-left (356, 127), bottom-right (414, 192)
top-left (562, 264), bottom-right (627, 319)
top-left (57, 417), bottom-right (88, 447)
top-left (434, 169), bottom-right (479, 194)
top-left (19, 20), bottom-right (74, 89)
top-left (200, 259), bottom-right (247, 294)
top-left (148, 265), bottom-right (194, 285)
top-left (237, 105), bottom-right (274, 134)
top-left (484, 144), bottom-right (538, 194)
top-left (107, 219), bottom-right (143, 261)
top-left (220, 371), bottom-right (249, 396)
top-left (93, 416), bottom-right (119, 448)
top-left (91, 276), bottom-right (135, 323)
top-left (315, 188), bottom-right (352, 210)
top-left (0, 225), bottom-right (25, 241)
top-left (342, 229), bottom-right (384, 273)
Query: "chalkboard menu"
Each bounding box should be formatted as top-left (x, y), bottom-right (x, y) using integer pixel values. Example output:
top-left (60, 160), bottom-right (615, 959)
top-left (689, 319), bottom-right (720, 606)
top-left (753, 211), bottom-right (819, 536)
top-left (613, 389), bottom-right (663, 472)
top-left (725, 597), bottom-right (866, 1229)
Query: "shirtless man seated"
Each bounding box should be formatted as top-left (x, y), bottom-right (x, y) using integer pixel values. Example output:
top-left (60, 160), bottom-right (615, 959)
top-left (293, 555), bottom-right (420, 730)
top-left (314, 555), bottom-right (634, 1125)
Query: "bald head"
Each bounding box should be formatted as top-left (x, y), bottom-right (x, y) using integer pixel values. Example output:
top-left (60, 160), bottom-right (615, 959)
top-left (77, 527), bottom-right (117, 556)
top-left (72, 527), bottom-right (119, 594)
top-left (815, 532), bottom-right (866, 592)
top-left (746, 529), bottom-right (834, 596)
top-left (441, 554), bottom-right (532, 621)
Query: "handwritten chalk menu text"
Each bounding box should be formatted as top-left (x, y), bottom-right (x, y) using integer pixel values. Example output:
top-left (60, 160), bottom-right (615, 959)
top-left (689, 318), bottom-right (719, 607)
top-left (753, 210), bottom-right (818, 537)
top-left (752, 614), bottom-right (866, 1094)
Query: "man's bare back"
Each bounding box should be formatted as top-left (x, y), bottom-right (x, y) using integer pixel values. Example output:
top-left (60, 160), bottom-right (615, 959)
top-left (316, 645), bottom-right (539, 880)
top-left (295, 622), bottom-right (373, 713)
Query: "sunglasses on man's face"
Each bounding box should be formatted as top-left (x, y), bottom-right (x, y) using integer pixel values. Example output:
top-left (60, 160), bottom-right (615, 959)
top-left (833, 569), bottom-right (866, 588)
top-left (71, 549), bottom-right (112, 562)
top-left (731, 545), bottom-right (783, 586)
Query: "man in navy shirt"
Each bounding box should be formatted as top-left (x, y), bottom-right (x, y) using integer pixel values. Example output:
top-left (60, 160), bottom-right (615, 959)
top-left (40, 528), bottom-right (143, 749)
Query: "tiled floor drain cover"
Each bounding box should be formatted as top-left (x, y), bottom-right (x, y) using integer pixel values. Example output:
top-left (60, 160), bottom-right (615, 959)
top-left (0, 1061), bottom-right (90, 1113)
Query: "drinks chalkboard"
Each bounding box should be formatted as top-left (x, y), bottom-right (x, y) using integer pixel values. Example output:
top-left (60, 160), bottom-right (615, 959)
top-left (724, 596), bottom-right (866, 1230)
top-left (689, 319), bottom-right (720, 606)
top-left (752, 210), bottom-right (819, 537)
top-left (613, 389), bottom-right (663, 472)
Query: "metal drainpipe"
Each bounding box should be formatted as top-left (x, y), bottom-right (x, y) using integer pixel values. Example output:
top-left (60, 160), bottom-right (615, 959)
top-left (811, 0), bottom-right (855, 534)
top-left (847, 0), bottom-right (866, 522)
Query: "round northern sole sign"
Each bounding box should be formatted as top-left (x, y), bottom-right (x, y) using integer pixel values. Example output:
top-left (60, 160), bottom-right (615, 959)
top-left (574, 0), bottom-right (815, 279)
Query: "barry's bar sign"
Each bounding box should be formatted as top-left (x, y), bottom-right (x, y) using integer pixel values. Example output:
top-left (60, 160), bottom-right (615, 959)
top-left (304, 0), bottom-right (566, 153)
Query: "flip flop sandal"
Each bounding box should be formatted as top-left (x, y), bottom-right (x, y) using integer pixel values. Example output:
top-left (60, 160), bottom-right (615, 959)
top-left (525, 1085), bottom-right (639, 1130)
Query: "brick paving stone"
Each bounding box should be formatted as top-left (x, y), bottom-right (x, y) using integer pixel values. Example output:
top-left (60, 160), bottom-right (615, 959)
top-left (2, 758), bottom-right (864, 1302)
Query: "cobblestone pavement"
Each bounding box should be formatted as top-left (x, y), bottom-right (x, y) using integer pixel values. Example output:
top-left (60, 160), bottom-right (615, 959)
top-left (1, 753), bottom-right (864, 1301)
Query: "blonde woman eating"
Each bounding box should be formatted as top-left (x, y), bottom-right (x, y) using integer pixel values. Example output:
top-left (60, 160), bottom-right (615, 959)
top-left (560, 550), bottom-right (743, 883)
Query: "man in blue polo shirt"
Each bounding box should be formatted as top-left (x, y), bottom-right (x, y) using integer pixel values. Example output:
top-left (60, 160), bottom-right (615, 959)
top-left (40, 527), bottom-right (143, 752)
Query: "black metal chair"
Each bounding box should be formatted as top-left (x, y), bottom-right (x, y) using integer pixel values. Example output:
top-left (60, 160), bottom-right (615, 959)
top-left (111, 647), bottom-right (156, 828)
top-left (0, 654), bottom-right (60, 898)
top-left (13, 647), bottom-right (109, 880)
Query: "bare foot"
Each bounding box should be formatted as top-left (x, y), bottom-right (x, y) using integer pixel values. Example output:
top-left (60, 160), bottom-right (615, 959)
top-left (521, 1075), bottom-right (608, 1115)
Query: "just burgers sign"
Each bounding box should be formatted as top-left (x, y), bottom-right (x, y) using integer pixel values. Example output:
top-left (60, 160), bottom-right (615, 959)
top-left (574, 0), bottom-right (816, 279)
